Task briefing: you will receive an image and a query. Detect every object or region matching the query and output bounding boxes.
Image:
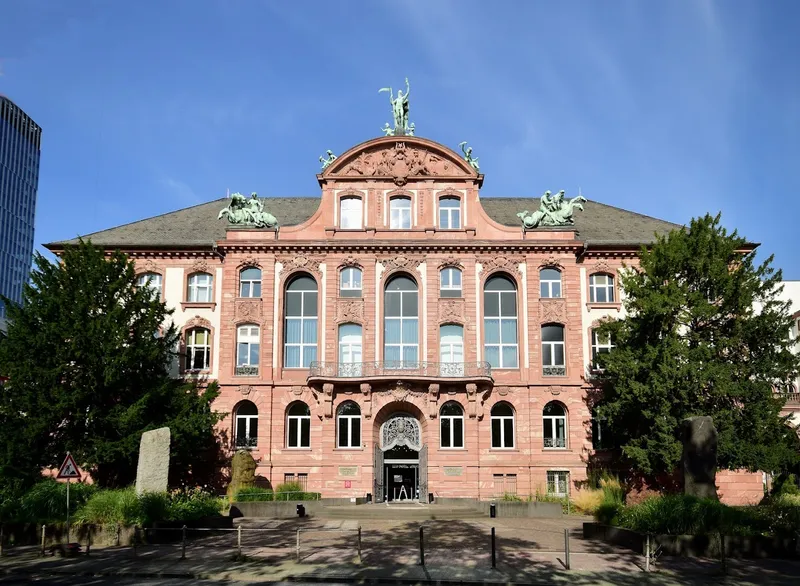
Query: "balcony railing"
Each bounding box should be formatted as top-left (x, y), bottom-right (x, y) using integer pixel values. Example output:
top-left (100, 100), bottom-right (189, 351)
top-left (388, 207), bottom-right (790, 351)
top-left (543, 366), bottom-right (566, 377)
top-left (309, 361), bottom-right (492, 380)
top-left (778, 392), bottom-right (800, 405)
top-left (235, 365), bottom-right (259, 377)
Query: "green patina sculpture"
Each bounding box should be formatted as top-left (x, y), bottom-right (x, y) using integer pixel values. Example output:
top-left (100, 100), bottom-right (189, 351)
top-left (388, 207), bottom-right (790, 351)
top-left (459, 141), bottom-right (480, 172)
top-left (379, 77), bottom-right (415, 136)
top-left (319, 149), bottom-right (337, 170)
top-left (517, 190), bottom-right (587, 228)
top-left (218, 192), bottom-right (278, 228)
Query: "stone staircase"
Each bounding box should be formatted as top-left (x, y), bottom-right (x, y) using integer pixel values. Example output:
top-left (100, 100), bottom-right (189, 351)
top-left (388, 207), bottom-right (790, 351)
top-left (319, 503), bottom-right (486, 520)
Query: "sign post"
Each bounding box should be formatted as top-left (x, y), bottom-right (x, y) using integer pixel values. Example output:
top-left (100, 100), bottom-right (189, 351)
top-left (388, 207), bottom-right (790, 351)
top-left (57, 453), bottom-right (81, 543)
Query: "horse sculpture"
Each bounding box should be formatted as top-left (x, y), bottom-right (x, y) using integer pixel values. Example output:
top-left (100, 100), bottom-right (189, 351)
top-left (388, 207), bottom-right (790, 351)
top-left (218, 192), bottom-right (278, 228)
top-left (517, 191), bottom-right (586, 229)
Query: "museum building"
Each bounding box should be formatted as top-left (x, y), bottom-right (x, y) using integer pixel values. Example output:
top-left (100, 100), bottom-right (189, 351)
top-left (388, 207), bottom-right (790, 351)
top-left (49, 124), bottom-right (761, 502)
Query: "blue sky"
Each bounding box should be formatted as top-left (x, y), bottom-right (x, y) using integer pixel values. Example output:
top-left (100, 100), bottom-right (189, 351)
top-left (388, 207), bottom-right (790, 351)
top-left (1, 1), bottom-right (798, 275)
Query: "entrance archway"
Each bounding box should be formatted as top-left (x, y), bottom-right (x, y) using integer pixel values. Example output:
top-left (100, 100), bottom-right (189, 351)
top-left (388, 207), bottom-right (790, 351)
top-left (373, 410), bottom-right (427, 502)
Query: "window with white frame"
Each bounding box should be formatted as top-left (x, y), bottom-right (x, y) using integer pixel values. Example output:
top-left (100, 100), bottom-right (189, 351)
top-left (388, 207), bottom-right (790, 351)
top-left (542, 324), bottom-right (565, 376)
top-left (591, 330), bottom-right (615, 370)
top-left (137, 272), bottom-right (162, 299)
top-left (589, 273), bottom-right (615, 303)
top-left (239, 267), bottom-right (262, 298)
top-left (339, 267), bottom-right (362, 298)
top-left (543, 402), bottom-right (567, 448)
top-left (440, 267), bottom-right (462, 298)
top-left (284, 275), bottom-right (318, 368)
top-left (438, 197), bottom-right (461, 229)
top-left (539, 268), bottom-right (562, 298)
top-left (184, 327), bottom-right (210, 371)
top-left (389, 197), bottom-right (412, 229)
top-left (287, 402), bottom-right (311, 448)
top-left (236, 324), bottom-right (260, 375)
top-left (234, 400), bottom-right (258, 448)
top-left (439, 402), bottom-right (464, 448)
top-left (337, 401), bottom-right (361, 448)
top-left (439, 324), bottom-right (464, 377)
top-left (384, 275), bottom-right (418, 367)
top-left (490, 402), bottom-right (515, 448)
top-left (339, 196), bottom-right (363, 229)
top-left (338, 323), bottom-right (363, 377)
top-left (187, 273), bottom-right (213, 302)
top-left (547, 471), bottom-right (569, 497)
top-left (484, 275), bottom-right (518, 369)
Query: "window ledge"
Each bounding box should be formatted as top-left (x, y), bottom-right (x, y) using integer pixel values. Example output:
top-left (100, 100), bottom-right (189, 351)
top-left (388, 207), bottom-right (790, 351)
top-left (438, 448), bottom-right (467, 451)
top-left (284, 447), bottom-right (313, 451)
top-left (543, 447), bottom-right (571, 452)
top-left (334, 447), bottom-right (364, 451)
top-left (181, 301), bottom-right (217, 311)
top-left (586, 302), bottom-right (621, 311)
top-left (182, 370), bottom-right (210, 376)
top-left (489, 448), bottom-right (519, 452)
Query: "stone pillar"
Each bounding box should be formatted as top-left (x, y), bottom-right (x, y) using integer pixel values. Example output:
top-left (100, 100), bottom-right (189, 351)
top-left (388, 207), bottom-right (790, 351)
top-left (681, 416), bottom-right (718, 500)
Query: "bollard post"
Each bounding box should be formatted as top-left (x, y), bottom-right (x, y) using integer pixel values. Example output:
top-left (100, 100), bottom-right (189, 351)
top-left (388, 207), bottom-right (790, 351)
top-left (720, 533), bottom-right (727, 575)
top-left (40, 525), bottom-right (46, 557)
top-left (0, 524), bottom-right (4, 557)
top-left (237, 525), bottom-right (242, 558)
top-left (132, 527), bottom-right (138, 557)
top-left (357, 526), bottom-right (362, 562)
top-left (296, 528), bottom-right (300, 562)
top-left (645, 534), bottom-right (650, 572)
top-left (564, 528), bottom-right (570, 570)
top-left (491, 527), bottom-right (496, 569)
top-left (115, 523), bottom-right (121, 547)
top-left (86, 533), bottom-right (91, 557)
top-left (419, 526), bottom-right (425, 567)
top-left (181, 525), bottom-right (187, 560)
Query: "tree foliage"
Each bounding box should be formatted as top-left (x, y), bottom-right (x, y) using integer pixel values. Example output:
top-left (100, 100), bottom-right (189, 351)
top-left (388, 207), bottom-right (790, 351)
top-left (0, 241), bottom-right (225, 489)
top-left (595, 213), bottom-right (800, 479)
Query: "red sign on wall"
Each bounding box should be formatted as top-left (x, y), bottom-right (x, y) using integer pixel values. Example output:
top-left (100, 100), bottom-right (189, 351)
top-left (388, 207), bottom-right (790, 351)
top-left (344, 480), bottom-right (352, 488)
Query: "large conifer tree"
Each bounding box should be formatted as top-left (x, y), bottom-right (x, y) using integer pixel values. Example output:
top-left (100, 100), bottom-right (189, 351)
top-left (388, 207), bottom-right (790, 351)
top-left (595, 214), bottom-right (800, 479)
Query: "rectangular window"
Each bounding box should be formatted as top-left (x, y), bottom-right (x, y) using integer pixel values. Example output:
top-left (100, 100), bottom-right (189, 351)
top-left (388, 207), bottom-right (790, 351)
top-left (339, 267), bottom-right (362, 298)
top-left (390, 197), bottom-right (412, 229)
top-left (297, 473), bottom-right (308, 491)
top-left (546, 471), bottom-right (569, 497)
top-left (440, 268), bottom-right (462, 298)
top-left (591, 330), bottom-right (614, 370)
top-left (438, 198), bottom-right (461, 229)
top-left (284, 473), bottom-right (296, 484)
top-left (340, 197), bottom-right (362, 229)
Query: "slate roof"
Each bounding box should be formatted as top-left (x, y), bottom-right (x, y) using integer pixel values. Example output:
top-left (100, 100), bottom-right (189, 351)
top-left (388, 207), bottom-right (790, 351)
top-left (46, 196), bottom-right (682, 249)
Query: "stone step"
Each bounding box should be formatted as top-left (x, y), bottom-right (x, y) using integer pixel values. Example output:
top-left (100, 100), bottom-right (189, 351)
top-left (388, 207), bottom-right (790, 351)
top-left (319, 505), bottom-right (486, 520)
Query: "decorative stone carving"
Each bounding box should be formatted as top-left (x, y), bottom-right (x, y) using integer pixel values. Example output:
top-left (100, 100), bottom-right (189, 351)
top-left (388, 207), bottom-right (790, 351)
top-left (191, 259), bottom-right (210, 273)
top-left (593, 260), bottom-right (612, 274)
top-left (336, 299), bottom-right (365, 324)
top-left (376, 381), bottom-right (425, 403)
top-left (540, 299), bottom-right (567, 323)
top-left (292, 386), bottom-right (304, 396)
top-left (438, 299), bottom-right (466, 325)
top-left (517, 190), bottom-right (586, 228)
top-left (238, 385), bottom-right (253, 396)
top-left (381, 414), bottom-right (421, 451)
top-left (322, 383), bottom-right (334, 418)
top-left (540, 255), bottom-right (563, 270)
top-left (480, 254), bottom-right (522, 276)
top-left (496, 386), bottom-right (510, 396)
top-left (336, 142), bottom-right (468, 180)
top-left (186, 315), bottom-right (212, 330)
top-left (466, 383), bottom-right (478, 419)
top-left (340, 255), bottom-right (362, 269)
top-left (279, 254), bottom-right (322, 277)
top-left (218, 192), bottom-right (278, 228)
top-left (428, 384), bottom-right (440, 419)
top-left (361, 383), bottom-right (372, 419)
top-left (380, 254), bottom-right (420, 272)
top-left (135, 427), bottom-right (170, 496)
top-left (235, 299), bottom-right (262, 323)
top-left (548, 385), bottom-right (562, 396)
top-left (141, 259), bottom-right (159, 274)
top-left (478, 388), bottom-right (493, 420)
top-left (438, 256), bottom-right (464, 270)
top-left (238, 255), bottom-right (261, 269)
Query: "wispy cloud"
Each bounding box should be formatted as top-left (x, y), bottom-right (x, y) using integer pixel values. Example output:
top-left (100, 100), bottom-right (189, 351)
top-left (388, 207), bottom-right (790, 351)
top-left (159, 177), bottom-right (201, 205)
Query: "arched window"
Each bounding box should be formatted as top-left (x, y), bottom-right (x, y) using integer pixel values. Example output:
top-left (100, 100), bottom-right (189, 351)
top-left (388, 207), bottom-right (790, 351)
top-left (589, 273), bottom-right (615, 303)
top-left (491, 402), bottom-right (515, 449)
top-left (239, 267), bottom-right (262, 298)
top-left (284, 275), bottom-right (318, 368)
top-left (187, 272), bottom-right (213, 302)
top-left (539, 268), bottom-right (562, 298)
top-left (185, 327), bottom-right (210, 371)
top-left (389, 196), bottom-right (412, 229)
top-left (137, 272), bottom-right (162, 299)
top-left (484, 275), bottom-right (518, 369)
top-left (384, 275), bottom-right (418, 367)
top-left (234, 401), bottom-right (258, 448)
top-left (542, 324), bottom-right (565, 376)
top-left (337, 401), bottom-right (361, 448)
top-left (439, 324), bottom-right (464, 377)
top-left (287, 402), bottom-right (311, 448)
top-left (339, 267), bottom-right (362, 297)
top-left (440, 402), bottom-right (464, 448)
top-left (543, 402), bottom-right (567, 449)
top-left (440, 267), bottom-right (462, 298)
top-left (439, 197), bottom-right (461, 229)
top-left (338, 324), bottom-right (363, 377)
top-left (236, 324), bottom-right (260, 376)
top-left (591, 330), bottom-right (615, 370)
top-left (339, 196), bottom-right (362, 229)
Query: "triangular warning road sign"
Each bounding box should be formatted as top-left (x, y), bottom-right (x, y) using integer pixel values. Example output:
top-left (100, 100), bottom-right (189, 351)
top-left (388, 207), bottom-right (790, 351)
top-left (57, 452), bottom-right (81, 480)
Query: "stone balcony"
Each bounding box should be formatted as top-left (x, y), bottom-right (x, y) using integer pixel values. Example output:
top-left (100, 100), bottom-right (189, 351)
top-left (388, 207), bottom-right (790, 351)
top-left (308, 361), bottom-right (493, 385)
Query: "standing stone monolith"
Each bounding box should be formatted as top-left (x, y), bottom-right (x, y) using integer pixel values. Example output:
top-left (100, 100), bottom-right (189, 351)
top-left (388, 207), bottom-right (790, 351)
top-left (681, 416), bottom-right (718, 499)
top-left (135, 427), bottom-right (171, 495)
top-left (227, 450), bottom-right (257, 500)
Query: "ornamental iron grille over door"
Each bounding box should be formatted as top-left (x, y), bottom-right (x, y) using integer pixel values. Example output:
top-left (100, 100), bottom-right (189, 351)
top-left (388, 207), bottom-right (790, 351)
top-left (380, 414), bottom-right (422, 451)
top-left (373, 444), bottom-right (384, 503)
top-left (419, 444), bottom-right (428, 501)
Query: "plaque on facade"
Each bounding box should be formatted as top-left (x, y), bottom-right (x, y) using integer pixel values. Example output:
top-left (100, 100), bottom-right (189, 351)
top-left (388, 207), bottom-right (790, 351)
top-left (443, 466), bottom-right (463, 477)
top-left (339, 466), bottom-right (358, 477)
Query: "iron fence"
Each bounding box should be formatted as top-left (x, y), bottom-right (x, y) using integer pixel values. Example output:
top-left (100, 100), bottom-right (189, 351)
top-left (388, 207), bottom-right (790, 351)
top-left (309, 361), bottom-right (492, 379)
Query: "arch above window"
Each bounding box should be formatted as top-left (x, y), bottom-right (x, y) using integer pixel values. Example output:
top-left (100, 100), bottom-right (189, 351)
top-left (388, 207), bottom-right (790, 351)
top-left (543, 401), bottom-right (567, 449)
top-left (287, 401), bottom-right (311, 448)
top-left (339, 196), bottom-right (363, 229)
top-left (490, 402), bottom-right (515, 448)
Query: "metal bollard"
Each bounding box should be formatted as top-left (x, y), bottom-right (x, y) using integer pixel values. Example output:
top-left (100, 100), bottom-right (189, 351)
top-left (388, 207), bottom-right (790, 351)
top-left (491, 527), bottom-right (496, 569)
top-left (237, 525), bottom-right (242, 558)
top-left (419, 526), bottom-right (425, 567)
top-left (86, 532), bottom-right (91, 556)
top-left (0, 524), bottom-right (4, 557)
top-left (645, 534), bottom-right (650, 572)
top-left (357, 526), bottom-right (362, 562)
top-left (296, 528), bottom-right (300, 562)
top-left (564, 528), bottom-right (570, 570)
top-left (181, 525), bottom-right (187, 560)
top-left (132, 527), bottom-right (138, 557)
top-left (40, 525), bottom-right (46, 557)
top-left (115, 523), bottom-right (121, 547)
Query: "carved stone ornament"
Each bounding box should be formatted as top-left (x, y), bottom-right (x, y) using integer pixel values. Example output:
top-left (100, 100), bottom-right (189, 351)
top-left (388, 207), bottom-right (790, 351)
top-left (279, 255), bottom-right (322, 277)
top-left (238, 255), bottom-right (261, 269)
top-left (323, 383), bottom-right (334, 418)
top-left (496, 386), bottom-right (510, 397)
top-left (540, 299), bottom-right (567, 323)
top-left (336, 142), bottom-right (468, 180)
top-left (339, 255), bottom-right (362, 269)
top-left (428, 384), bottom-right (440, 419)
top-left (593, 260), bottom-right (612, 274)
top-left (191, 259), bottom-right (210, 273)
top-left (438, 299), bottom-right (466, 325)
top-left (376, 381), bottom-right (425, 403)
top-left (381, 413), bottom-right (421, 451)
top-left (235, 299), bottom-right (262, 323)
top-left (292, 386), bottom-right (304, 396)
top-left (438, 256), bottom-right (464, 270)
top-left (480, 254), bottom-right (522, 276)
top-left (548, 385), bottom-right (562, 396)
top-left (238, 385), bottom-right (253, 396)
top-left (361, 383), bottom-right (372, 419)
top-left (186, 315), bottom-right (212, 330)
top-left (141, 259), bottom-right (159, 274)
top-left (540, 255), bottom-right (563, 270)
top-left (336, 299), bottom-right (365, 324)
top-left (380, 254), bottom-right (420, 272)
top-left (466, 383), bottom-right (478, 419)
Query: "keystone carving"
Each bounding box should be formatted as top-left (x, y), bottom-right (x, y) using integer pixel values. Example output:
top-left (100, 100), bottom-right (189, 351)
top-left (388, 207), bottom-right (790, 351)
top-left (466, 383), bottom-right (478, 419)
top-left (238, 385), bottom-right (252, 396)
top-left (140, 259), bottom-right (159, 274)
top-left (438, 256), bottom-right (464, 270)
top-left (361, 383), bottom-right (372, 419)
top-left (540, 299), bottom-right (567, 323)
top-left (185, 315), bottom-right (212, 330)
top-left (339, 255), bottom-right (363, 269)
top-left (380, 254), bottom-right (421, 272)
top-left (480, 254), bottom-right (522, 276)
top-left (336, 299), bottom-right (365, 324)
top-left (237, 255), bottom-right (261, 269)
top-left (592, 260), bottom-right (612, 274)
top-left (428, 384), bottom-right (440, 419)
top-left (539, 255), bottom-right (564, 270)
top-left (191, 259), bottom-right (210, 273)
top-left (323, 383), bottom-right (334, 418)
top-left (548, 385), bottom-right (562, 396)
top-left (278, 255), bottom-right (322, 277)
top-left (235, 299), bottom-right (262, 323)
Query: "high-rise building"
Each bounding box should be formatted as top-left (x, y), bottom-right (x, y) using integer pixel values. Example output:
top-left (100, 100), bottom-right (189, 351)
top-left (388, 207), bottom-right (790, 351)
top-left (0, 96), bottom-right (42, 324)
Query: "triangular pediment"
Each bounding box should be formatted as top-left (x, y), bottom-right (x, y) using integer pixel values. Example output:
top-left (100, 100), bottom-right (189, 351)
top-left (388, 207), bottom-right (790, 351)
top-left (322, 136), bottom-right (479, 184)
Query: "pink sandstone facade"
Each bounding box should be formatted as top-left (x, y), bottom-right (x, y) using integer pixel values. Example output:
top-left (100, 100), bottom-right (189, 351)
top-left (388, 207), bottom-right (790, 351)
top-left (47, 134), bottom-right (798, 504)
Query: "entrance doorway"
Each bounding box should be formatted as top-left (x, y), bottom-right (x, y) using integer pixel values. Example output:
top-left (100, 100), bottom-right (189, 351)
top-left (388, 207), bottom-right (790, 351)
top-left (374, 412), bottom-right (428, 503)
top-left (384, 444), bottom-right (419, 502)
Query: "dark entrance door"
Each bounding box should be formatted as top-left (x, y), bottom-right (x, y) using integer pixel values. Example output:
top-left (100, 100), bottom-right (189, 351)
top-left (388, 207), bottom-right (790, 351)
top-left (386, 464), bottom-right (418, 501)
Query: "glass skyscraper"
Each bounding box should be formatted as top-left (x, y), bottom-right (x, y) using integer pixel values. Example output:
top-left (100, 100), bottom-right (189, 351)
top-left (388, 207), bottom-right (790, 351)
top-left (0, 96), bottom-right (42, 323)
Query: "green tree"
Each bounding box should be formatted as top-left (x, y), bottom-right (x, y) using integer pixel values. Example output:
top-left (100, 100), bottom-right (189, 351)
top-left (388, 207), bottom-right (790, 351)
top-left (0, 240), bottom-right (224, 488)
top-left (594, 214), bottom-right (800, 479)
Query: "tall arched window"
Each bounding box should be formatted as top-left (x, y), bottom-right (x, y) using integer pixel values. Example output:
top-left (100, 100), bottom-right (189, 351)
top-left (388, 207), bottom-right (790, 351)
top-left (440, 402), bottom-right (464, 448)
top-left (439, 324), bottom-right (464, 376)
top-left (287, 402), bottom-right (311, 448)
top-left (539, 268), bottom-right (562, 298)
top-left (438, 197), bottom-right (461, 229)
top-left (542, 324), bottom-right (565, 376)
top-left (389, 196), bottom-right (412, 229)
top-left (234, 400), bottom-right (258, 448)
top-left (239, 267), bottom-right (262, 298)
top-left (384, 275), bottom-right (418, 367)
top-left (589, 273), bottom-right (615, 303)
top-left (236, 324), bottom-right (260, 376)
top-left (187, 273), bottom-right (213, 302)
top-left (484, 275), bottom-right (518, 368)
top-left (184, 327), bottom-right (210, 371)
top-left (284, 275), bottom-right (318, 368)
top-left (337, 401), bottom-right (361, 448)
top-left (491, 402), bottom-right (515, 449)
top-left (440, 267), bottom-right (462, 298)
top-left (137, 272), bottom-right (162, 299)
top-left (339, 267), bottom-right (362, 297)
top-left (543, 402), bottom-right (567, 449)
top-left (338, 323), bottom-right (363, 377)
top-left (340, 196), bottom-right (363, 229)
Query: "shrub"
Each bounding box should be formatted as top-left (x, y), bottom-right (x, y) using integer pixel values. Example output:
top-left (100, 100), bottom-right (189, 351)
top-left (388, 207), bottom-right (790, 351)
top-left (572, 488), bottom-right (603, 514)
top-left (166, 487), bottom-right (223, 521)
top-left (774, 473), bottom-right (800, 496)
top-left (500, 492), bottom-right (522, 502)
top-left (235, 487), bottom-right (274, 502)
top-left (274, 482), bottom-right (320, 501)
top-left (18, 479), bottom-right (96, 524)
top-left (75, 488), bottom-right (141, 525)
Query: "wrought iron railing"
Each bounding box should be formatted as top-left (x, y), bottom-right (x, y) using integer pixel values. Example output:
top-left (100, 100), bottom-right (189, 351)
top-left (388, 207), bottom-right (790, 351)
top-left (234, 436), bottom-right (257, 449)
top-left (543, 366), bottom-right (566, 377)
top-left (309, 361), bottom-right (492, 379)
top-left (543, 437), bottom-right (567, 449)
top-left (235, 365), bottom-right (259, 377)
